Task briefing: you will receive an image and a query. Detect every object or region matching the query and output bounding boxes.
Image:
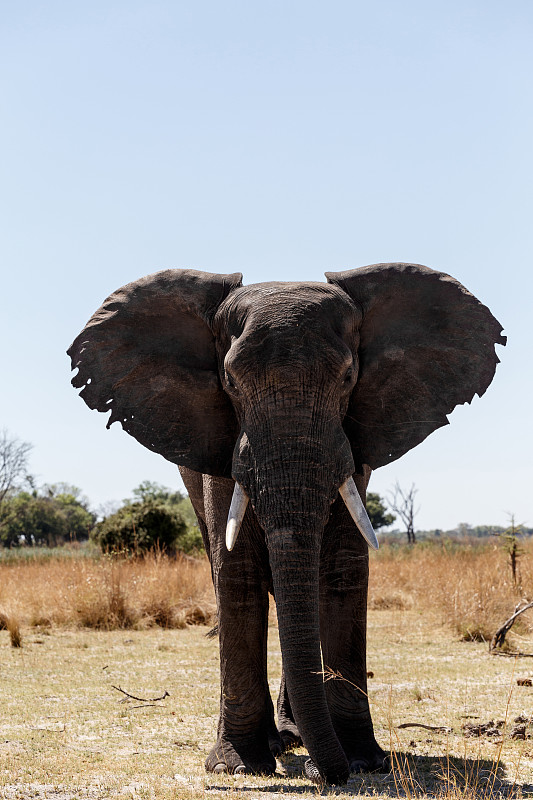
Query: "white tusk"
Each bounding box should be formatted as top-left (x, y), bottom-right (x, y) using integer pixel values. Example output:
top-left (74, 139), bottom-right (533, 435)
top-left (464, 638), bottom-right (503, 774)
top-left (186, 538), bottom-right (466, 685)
top-left (226, 483), bottom-right (249, 551)
top-left (339, 477), bottom-right (379, 550)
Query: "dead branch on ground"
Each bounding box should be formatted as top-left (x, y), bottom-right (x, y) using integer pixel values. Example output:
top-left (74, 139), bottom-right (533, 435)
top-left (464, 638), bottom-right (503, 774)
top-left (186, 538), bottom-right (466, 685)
top-left (111, 685), bottom-right (170, 703)
top-left (397, 722), bottom-right (452, 733)
top-left (490, 601), bottom-right (533, 653)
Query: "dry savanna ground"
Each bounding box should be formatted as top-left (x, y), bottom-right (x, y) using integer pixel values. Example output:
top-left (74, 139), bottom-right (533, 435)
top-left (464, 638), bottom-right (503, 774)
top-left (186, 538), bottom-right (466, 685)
top-left (2, 542), bottom-right (533, 799)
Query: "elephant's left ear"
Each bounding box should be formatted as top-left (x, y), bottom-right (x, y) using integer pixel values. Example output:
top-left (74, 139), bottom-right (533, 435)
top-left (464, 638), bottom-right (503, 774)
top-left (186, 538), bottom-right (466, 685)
top-left (326, 263), bottom-right (506, 471)
top-left (68, 269), bottom-right (243, 477)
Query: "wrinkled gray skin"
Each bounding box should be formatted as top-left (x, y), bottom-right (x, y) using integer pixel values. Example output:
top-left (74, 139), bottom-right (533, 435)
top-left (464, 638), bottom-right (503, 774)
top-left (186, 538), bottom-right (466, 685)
top-left (69, 264), bottom-right (504, 784)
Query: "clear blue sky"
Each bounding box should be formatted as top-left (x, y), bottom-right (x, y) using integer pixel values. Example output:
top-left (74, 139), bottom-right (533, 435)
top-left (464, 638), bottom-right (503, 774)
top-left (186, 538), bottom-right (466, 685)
top-left (1, 1), bottom-right (531, 530)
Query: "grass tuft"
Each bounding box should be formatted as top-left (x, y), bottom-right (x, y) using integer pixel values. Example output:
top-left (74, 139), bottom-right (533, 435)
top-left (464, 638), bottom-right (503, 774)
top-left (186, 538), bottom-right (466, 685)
top-left (369, 590), bottom-right (414, 610)
top-left (0, 610), bottom-right (22, 646)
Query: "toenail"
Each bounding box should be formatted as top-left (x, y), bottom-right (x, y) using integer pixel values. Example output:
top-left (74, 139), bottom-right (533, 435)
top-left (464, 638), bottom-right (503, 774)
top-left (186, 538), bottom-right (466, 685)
top-left (213, 763), bottom-right (227, 773)
top-left (304, 758), bottom-right (323, 783)
top-left (234, 765), bottom-right (247, 774)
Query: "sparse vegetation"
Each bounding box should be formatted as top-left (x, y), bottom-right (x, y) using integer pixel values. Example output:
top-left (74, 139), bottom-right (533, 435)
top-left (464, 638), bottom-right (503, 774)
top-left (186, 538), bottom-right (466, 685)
top-left (0, 609), bottom-right (22, 647)
top-left (369, 540), bottom-right (533, 648)
top-left (500, 514), bottom-right (525, 587)
top-left (2, 538), bottom-right (533, 649)
top-left (384, 523), bottom-right (533, 543)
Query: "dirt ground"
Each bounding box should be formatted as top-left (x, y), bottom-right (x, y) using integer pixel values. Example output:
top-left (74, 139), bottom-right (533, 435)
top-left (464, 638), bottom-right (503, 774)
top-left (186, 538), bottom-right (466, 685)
top-left (1, 608), bottom-right (533, 799)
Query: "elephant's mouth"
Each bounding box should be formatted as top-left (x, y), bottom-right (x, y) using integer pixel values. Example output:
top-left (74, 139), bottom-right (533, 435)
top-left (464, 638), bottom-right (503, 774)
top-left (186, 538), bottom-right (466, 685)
top-left (225, 478), bottom-right (379, 552)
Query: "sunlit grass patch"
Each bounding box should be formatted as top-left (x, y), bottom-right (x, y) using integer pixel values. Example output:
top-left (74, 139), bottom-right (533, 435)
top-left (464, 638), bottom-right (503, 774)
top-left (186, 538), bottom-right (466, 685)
top-left (0, 550), bottom-right (215, 631)
top-left (2, 615), bottom-right (533, 798)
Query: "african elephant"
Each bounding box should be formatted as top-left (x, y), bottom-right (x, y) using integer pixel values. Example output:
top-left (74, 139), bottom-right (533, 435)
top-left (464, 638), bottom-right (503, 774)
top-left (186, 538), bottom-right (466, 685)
top-left (68, 263), bottom-right (504, 784)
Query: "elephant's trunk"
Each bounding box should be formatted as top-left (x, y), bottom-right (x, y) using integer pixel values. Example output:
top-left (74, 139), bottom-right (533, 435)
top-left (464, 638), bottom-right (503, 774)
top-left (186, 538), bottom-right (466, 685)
top-left (231, 401), bottom-right (357, 781)
top-left (268, 534), bottom-right (350, 784)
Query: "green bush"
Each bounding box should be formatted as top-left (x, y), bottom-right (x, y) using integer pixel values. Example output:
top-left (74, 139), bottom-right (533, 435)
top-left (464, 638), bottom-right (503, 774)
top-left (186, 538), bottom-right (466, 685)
top-left (92, 500), bottom-right (202, 555)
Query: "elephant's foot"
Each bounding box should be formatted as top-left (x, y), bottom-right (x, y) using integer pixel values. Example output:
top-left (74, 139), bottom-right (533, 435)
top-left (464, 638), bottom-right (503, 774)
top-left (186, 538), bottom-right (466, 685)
top-left (267, 726), bottom-right (283, 758)
top-left (348, 750), bottom-right (390, 774)
top-left (303, 757), bottom-right (350, 786)
top-left (276, 687), bottom-right (302, 750)
top-left (303, 745), bottom-right (387, 785)
top-left (276, 670), bottom-right (303, 751)
top-left (341, 734), bottom-right (389, 774)
top-left (206, 735), bottom-right (276, 776)
top-left (277, 716), bottom-right (302, 751)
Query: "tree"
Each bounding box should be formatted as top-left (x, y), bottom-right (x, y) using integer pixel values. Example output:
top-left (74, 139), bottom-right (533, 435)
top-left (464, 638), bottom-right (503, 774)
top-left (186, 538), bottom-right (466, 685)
top-left (93, 481), bottom-right (203, 555)
top-left (44, 484), bottom-right (95, 542)
top-left (456, 522), bottom-right (473, 539)
top-left (129, 480), bottom-right (184, 506)
top-left (500, 514), bottom-right (524, 587)
top-left (132, 481), bottom-right (201, 546)
top-left (0, 487), bottom-right (95, 547)
top-left (92, 501), bottom-right (197, 555)
top-left (366, 492), bottom-right (395, 530)
top-left (0, 430), bottom-right (32, 509)
top-left (389, 482), bottom-right (419, 544)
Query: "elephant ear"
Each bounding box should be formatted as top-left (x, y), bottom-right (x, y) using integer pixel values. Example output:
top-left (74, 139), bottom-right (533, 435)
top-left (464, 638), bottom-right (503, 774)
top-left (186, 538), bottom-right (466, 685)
top-left (68, 269), bottom-right (242, 477)
top-left (326, 263), bottom-right (506, 472)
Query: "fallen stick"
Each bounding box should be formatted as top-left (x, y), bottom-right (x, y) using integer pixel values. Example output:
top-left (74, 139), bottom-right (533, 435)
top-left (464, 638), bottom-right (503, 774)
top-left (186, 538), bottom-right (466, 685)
top-left (490, 601), bottom-right (533, 652)
top-left (111, 685), bottom-right (170, 703)
top-left (397, 723), bottom-right (452, 733)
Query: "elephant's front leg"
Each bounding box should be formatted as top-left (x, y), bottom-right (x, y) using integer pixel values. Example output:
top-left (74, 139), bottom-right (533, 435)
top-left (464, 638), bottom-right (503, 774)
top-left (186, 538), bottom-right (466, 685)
top-left (205, 494), bottom-right (277, 773)
top-left (319, 495), bottom-right (387, 774)
top-left (180, 471), bottom-right (279, 774)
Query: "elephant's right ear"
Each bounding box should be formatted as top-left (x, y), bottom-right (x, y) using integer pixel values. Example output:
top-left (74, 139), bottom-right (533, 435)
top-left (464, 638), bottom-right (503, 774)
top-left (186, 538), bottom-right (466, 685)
top-left (68, 269), bottom-right (242, 478)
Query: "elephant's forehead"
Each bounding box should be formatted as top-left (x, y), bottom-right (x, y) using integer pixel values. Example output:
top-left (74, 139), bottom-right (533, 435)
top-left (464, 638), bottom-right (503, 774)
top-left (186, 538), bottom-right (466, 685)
top-left (219, 283), bottom-right (361, 373)
top-left (222, 281), bottom-right (361, 330)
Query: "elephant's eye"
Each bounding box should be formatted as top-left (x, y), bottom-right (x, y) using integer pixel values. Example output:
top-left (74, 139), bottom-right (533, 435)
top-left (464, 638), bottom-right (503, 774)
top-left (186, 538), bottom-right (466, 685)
top-left (343, 367), bottom-right (353, 384)
top-left (225, 370), bottom-right (237, 389)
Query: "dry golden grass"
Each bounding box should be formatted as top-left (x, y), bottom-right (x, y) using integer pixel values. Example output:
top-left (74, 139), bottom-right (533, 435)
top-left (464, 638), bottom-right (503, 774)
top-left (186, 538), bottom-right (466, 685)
top-left (0, 610), bottom-right (22, 647)
top-left (2, 540), bottom-right (533, 652)
top-left (0, 551), bottom-right (215, 632)
top-left (369, 541), bottom-right (533, 647)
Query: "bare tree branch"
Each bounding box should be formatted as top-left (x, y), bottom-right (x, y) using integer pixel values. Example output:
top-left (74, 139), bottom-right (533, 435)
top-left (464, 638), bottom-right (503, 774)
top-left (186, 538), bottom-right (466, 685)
top-left (0, 429), bottom-right (33, 507)
top-left (490, 601), bottom-right (533, 652)
top-left (389, 482), bottom-right (419, 544)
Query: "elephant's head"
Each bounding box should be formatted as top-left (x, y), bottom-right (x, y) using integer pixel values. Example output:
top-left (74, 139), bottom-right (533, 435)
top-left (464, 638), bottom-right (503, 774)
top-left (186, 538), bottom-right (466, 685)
top-left (68, 264), bottom-right (504, 781)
